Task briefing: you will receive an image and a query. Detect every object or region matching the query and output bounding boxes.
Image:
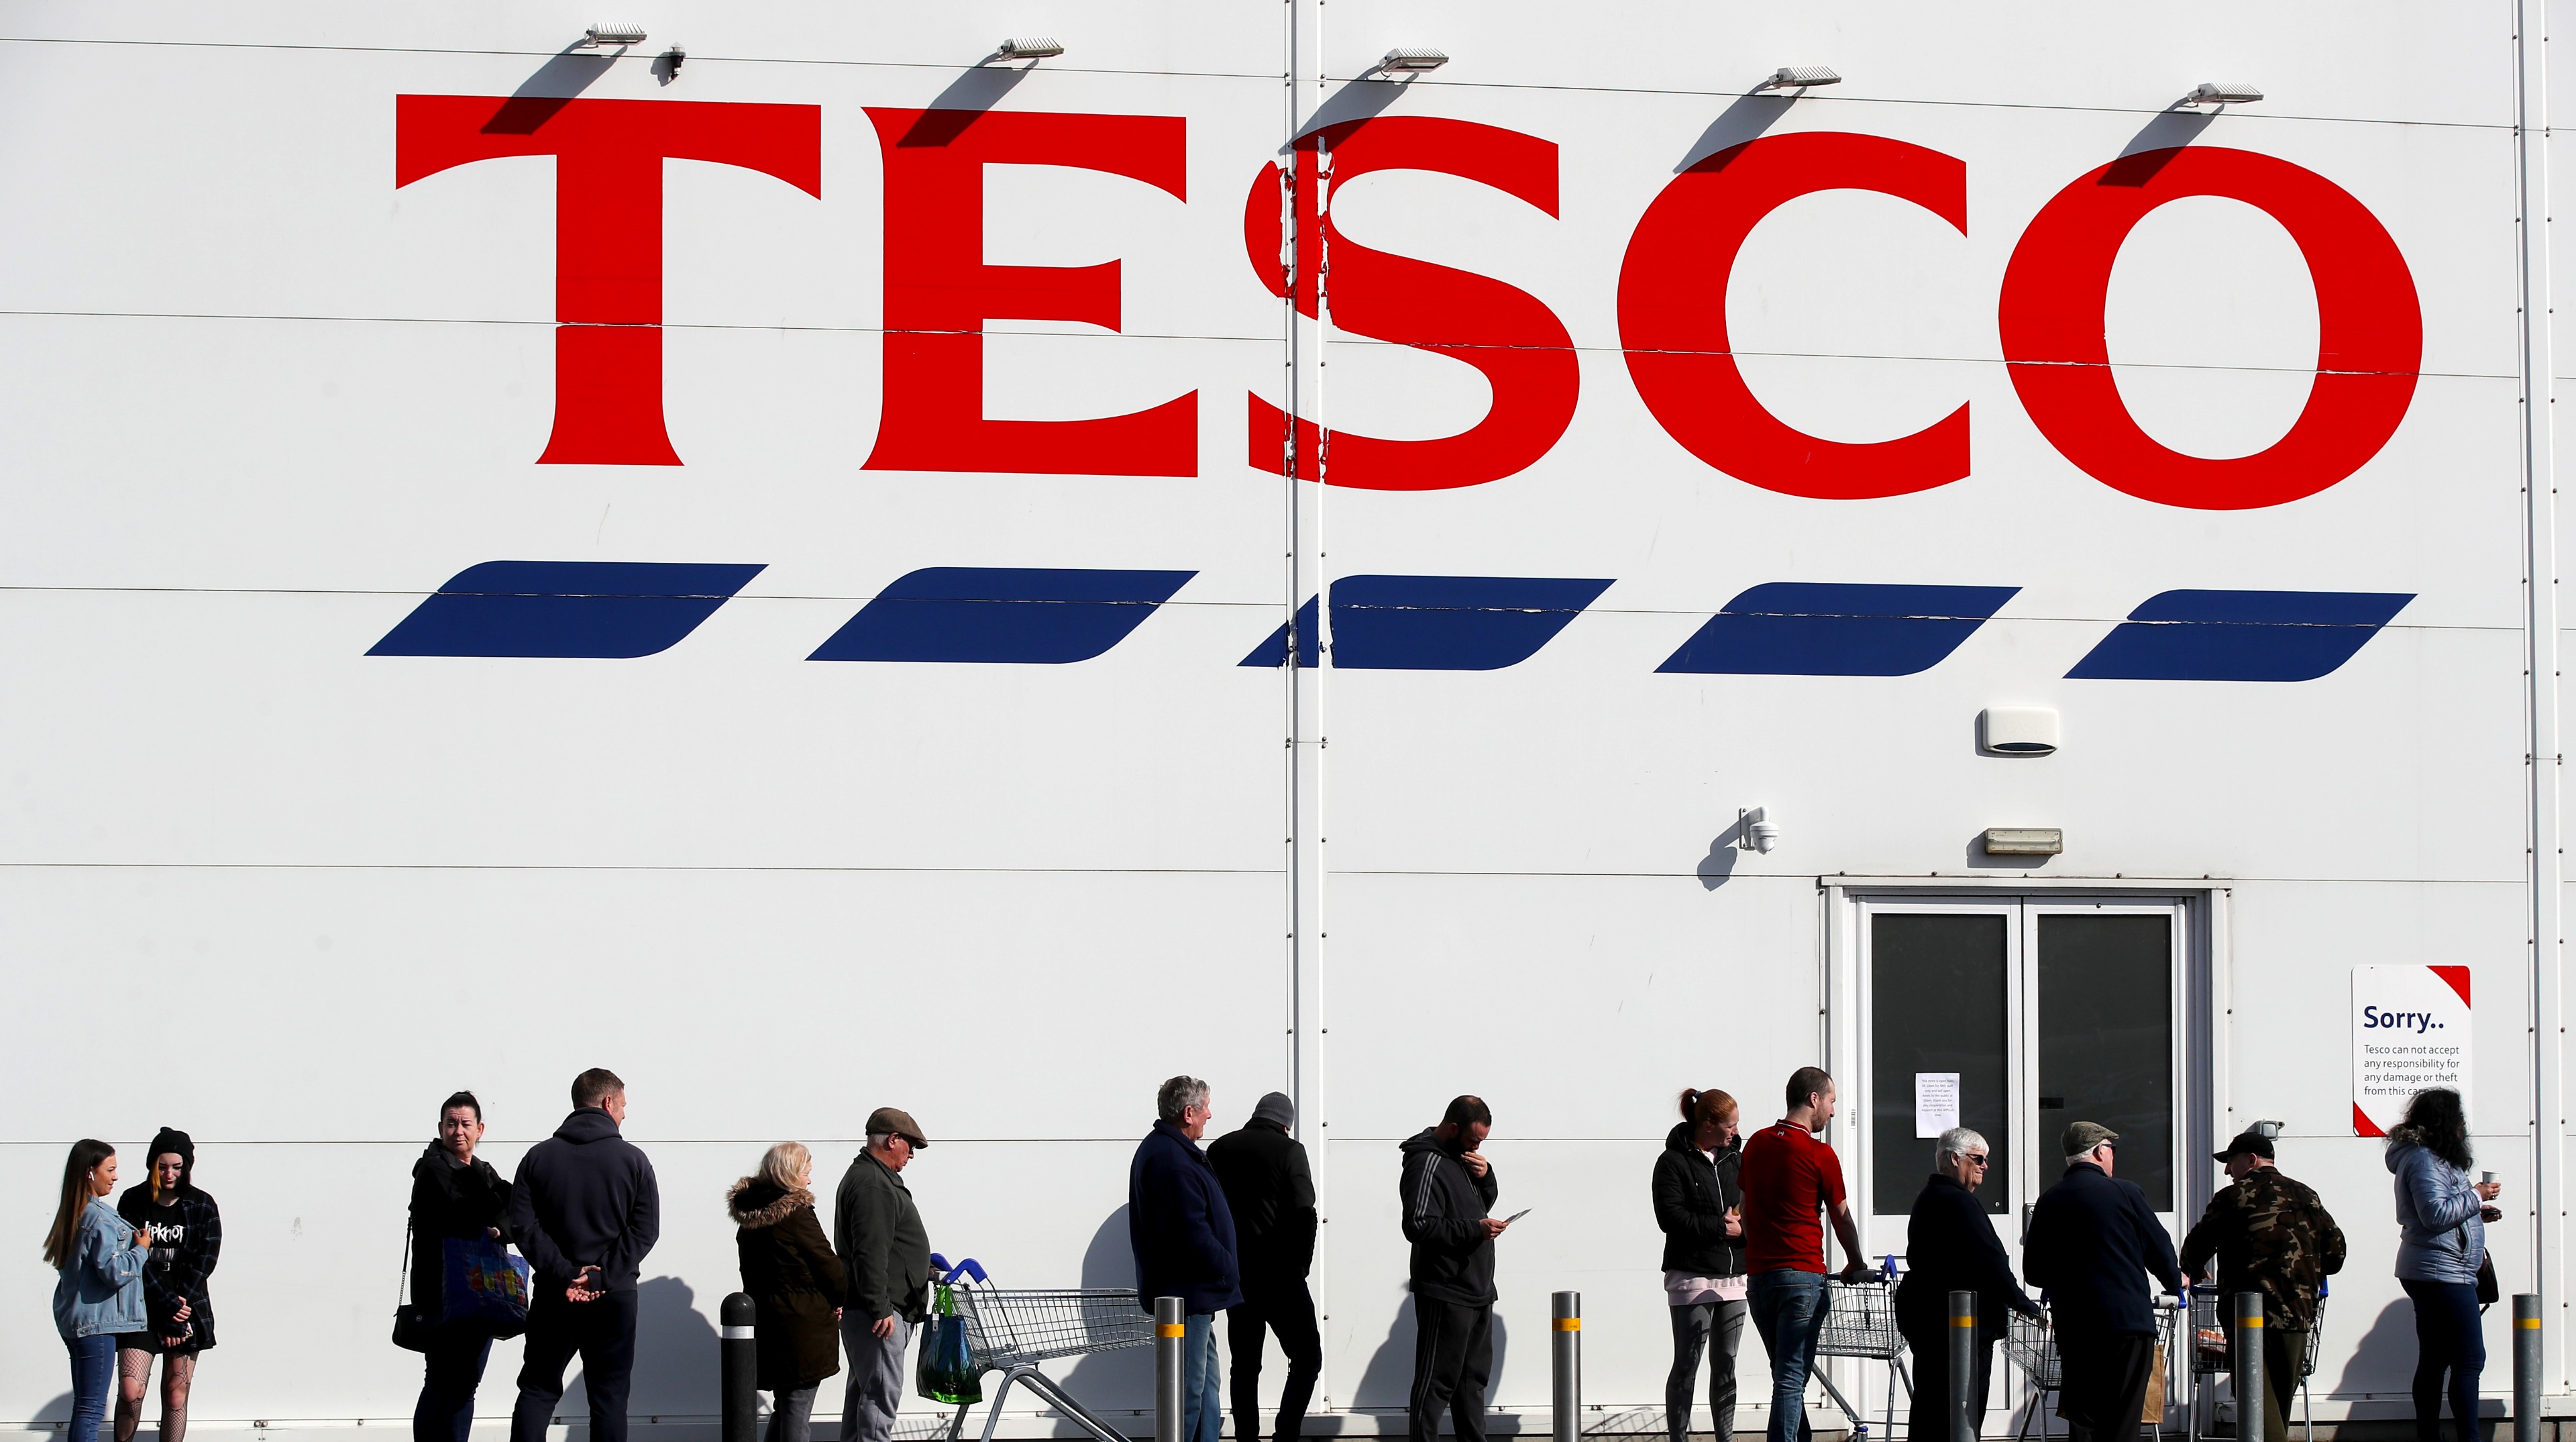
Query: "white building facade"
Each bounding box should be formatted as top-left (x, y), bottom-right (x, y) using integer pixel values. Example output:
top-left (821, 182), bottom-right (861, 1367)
top-left (2, 1), bottom-right (2570, 1437)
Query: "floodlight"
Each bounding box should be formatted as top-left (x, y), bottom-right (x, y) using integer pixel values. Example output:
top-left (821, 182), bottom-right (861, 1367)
top-left (582, 23), bottom-right (647, 48)
top-left (1379, 48), bottom-right (1450, 73)
top-left (2192, 81), bottom-right (2264, 105)
top-left (1756, 66), bottom-right (1841, 91)
top-left (998, 38), bottom-right (1065, 60)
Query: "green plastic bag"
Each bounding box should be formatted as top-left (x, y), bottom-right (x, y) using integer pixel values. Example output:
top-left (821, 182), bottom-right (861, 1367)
top-left (916, 1283), bottom-right (982, 1405)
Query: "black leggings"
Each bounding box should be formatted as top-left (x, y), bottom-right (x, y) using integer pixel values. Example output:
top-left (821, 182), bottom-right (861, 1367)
top-left (1666, 1300), bottom-right (1745, 1442)
top-left (2401, 1280), bottom-right (2484, 1442)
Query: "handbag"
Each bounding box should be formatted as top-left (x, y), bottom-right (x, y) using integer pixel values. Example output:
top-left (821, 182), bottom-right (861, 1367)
top-left (2477, 1248), bottom-right (2500, 1307)
top-left (392, 1227), bottom-right (435, 1352)
top-left (442, 1236), bottom-right (533, 1337)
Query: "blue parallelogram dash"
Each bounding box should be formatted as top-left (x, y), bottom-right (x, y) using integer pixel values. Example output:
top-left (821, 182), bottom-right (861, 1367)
top-left (810, 566), bottom-right (1197, 664)
top-left (1657, 582), bottom-right (2020, 676)
top-left (2065, 589), bottom-right (2414, 682)
top-left (1241, 576), bottom-right (1613, 670)
top-left (368, 560), bottom-right (767, 659)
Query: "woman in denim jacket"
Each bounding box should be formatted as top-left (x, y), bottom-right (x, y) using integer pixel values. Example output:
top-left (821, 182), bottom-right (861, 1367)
top-left (46, 1139), bottom-right (154, 1442)
top-left (2386, 1088), bottom-right (2502, 1442)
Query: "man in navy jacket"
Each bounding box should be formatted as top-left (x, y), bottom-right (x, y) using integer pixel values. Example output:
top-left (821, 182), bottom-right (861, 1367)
top-left (505, 1068), bottom-right (661, 1442)
top-left (2023, 1123), bottom-right (2182, 1442)
top-left (1130, 1077), bottom-right (1241, 1442)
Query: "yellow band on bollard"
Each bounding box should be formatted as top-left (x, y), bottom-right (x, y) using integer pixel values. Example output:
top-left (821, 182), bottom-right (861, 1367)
top-left (2243, 1317), bottom-right (2264, 1329)
top-left (1159, 1325), bottom-right (1186, 1338)
top-left (2521, 1319), bottom-right (2544, 1330)
top-left (1555, 1318), bottom-right (1581, 1331)
top-left (1951, 1317), bottom-right (1977, 1328)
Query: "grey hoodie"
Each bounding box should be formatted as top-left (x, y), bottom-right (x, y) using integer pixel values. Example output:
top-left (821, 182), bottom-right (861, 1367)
top-left (2386, 1140), bottom-right (2483, 1284)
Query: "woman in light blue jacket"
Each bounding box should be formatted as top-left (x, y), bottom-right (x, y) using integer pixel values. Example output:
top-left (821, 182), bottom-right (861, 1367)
top-left (46, 1140), bottom-right (153, 1442)
top-left (2385, 1088), bottom-right (2501, 1442)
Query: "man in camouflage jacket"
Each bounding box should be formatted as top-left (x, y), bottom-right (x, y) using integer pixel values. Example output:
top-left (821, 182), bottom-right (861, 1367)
top-left (2180, 1129), bottom-right (2345, 1442)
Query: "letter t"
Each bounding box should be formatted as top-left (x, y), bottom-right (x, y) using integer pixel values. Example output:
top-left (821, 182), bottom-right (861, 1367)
top-left (396, 95), bottom-right (823, 466)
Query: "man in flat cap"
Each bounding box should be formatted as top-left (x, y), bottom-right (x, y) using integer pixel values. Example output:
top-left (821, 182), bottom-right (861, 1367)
top-left (2180, 1130), bottom-right (2345, 1442)
top-left (2023, 1122), bottom-right (2183, 1442)
top-left (837, 1107), bottom-right (932, 1442)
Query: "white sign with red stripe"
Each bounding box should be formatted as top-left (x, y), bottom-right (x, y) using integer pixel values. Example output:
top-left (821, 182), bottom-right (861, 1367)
top-left (2352, 965), bottom-right (2473, 1137)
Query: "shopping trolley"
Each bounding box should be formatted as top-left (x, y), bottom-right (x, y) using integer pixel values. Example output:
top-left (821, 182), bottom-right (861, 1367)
top-left (2185, 1284), bottom-right (2328, 1442)
top-left (1813, 1272), bottom-right (1913, 1441)
top-left (930, 1260), bottom-right (1156, 1442)
top-left (2004, 1298), bottom-right (2186, 1442)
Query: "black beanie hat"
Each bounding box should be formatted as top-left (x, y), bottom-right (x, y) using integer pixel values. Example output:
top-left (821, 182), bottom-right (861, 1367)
top-left (146, 1127), bottom-right (195, 1192)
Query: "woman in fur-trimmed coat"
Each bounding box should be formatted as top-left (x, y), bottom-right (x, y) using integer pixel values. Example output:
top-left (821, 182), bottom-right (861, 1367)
top-left (730, 1144), bottom-right (849, 1442)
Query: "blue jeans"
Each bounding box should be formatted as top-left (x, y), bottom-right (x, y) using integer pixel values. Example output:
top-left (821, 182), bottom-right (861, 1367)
top-left (1183, 1313), bottom-right (1222, 1442)
top-left (67, 1333), bottom-right (117, 1442)
top-left (2402, 1280), bottom-right (2485, 1442)
top-left (1748, 1271), bottom-right (1829, 1442)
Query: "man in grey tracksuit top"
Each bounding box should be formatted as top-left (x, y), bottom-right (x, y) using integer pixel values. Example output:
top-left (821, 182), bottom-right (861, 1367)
top-left (1398, 1096), bottom-right (1514, 1442)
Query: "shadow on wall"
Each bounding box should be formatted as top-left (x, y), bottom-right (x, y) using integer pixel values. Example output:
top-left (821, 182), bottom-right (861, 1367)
top-left (1348, 1290), bottom-right (1509, 1414)
top-left (2330, 1297), bottom-right (2421, 1398)
top-left (1057, 1208), bottom-right (1155, 1412)
top-left (631, 1275), bottom-right (722, 1416)
top-left (31, 1392), bottom-right (71, 1423)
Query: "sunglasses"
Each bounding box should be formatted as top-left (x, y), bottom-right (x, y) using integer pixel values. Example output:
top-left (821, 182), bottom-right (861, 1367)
top-left (1962, 1154), bottom-right (1991, 1167)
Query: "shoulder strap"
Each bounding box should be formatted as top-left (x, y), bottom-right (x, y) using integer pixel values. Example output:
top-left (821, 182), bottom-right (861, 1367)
top-left (398, 1225), bottom-right (413, 1307)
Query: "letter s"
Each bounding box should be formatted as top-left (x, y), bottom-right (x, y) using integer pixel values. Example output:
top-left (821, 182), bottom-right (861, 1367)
top-left (1244, 117), bottom-right (1578, 490)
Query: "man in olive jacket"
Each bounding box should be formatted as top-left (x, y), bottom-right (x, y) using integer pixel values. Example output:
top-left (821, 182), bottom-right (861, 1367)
top-left (836, 1108), bottom-right (932, 1442)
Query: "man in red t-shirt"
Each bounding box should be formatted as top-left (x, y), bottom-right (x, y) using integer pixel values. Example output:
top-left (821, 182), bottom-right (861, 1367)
top-left (1737, 1067), bottom-right (1870, 1442)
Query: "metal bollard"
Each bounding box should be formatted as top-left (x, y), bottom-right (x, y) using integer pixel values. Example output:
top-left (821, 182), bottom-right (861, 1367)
top-left (2233, 1293), bottom-right (2266, 1442)
top-left (1948, 1291), bottom-right (1976, 1442)
top-left (1155, 1296), bottom-right (1187, 1442)
top-left (1552, 1291), bottom-right (1582, 1442)
top-left (2515, 1294), bottom-right (2541, 1442)
top-left (720, 1292), bottom-right (757, 1442)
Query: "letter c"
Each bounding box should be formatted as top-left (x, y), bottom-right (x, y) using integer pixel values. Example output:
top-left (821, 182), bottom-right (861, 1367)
top-left (1617, 131), bottom-right (1969, 500)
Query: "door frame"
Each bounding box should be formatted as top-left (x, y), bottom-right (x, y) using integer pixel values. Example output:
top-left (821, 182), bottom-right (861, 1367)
top-left (1822, 880), bottom-right (2229, 1253)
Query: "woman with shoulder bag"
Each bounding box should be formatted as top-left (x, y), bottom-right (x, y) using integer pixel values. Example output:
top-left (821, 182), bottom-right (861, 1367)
top-left (2387, 1088), bottom-right (2503, 1442)
top-left (410, 1092), bottom-right (514, 1442)
top-left (48, 1140), bottom-right (154, 1442)
top-left (1653, 1088), bottom-right (1746, 1442)
top-left (115, 1128), bottom-right (221, 1442)
top-left (731, 1143), bottom-right (847, 1442)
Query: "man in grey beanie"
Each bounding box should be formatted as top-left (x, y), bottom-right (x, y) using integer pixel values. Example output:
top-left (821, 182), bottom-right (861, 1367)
top-left (1209, 1093), bottom-right (1320, 1442)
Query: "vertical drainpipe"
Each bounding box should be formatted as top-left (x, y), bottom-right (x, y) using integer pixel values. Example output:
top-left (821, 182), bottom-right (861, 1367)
top-left (2514, 0), bottom-right (2565, 1395)
top-left (1284, 0), bottom-right (1331, 1412)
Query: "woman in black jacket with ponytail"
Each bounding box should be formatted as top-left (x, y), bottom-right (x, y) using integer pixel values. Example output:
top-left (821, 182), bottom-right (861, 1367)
top-left (1653, 1088), bottom-right (1746, 1442)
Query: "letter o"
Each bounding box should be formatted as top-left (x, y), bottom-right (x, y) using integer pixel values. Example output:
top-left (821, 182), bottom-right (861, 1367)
top-left (1998, 147), bottom-right (2422, 510)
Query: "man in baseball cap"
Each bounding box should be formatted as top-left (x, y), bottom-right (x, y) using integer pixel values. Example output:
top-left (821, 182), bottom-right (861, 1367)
top-left (2180, 1131), bottom-right (2345, 1442)
top-left (2023, 1123), bottom-right (2183, 1442)
top-left (835, 1109), bottom-right (932, 1442)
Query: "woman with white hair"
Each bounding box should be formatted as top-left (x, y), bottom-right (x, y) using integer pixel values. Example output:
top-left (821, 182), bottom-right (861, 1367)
top-left (729, 1143), bottom-right (848, 1442)
top-left (1893, 1127), bottom-right (2043, 1442)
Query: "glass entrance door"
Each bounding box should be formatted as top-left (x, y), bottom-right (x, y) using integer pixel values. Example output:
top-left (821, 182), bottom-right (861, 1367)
top-left (1858, 896), bottom-right (2196, 1259)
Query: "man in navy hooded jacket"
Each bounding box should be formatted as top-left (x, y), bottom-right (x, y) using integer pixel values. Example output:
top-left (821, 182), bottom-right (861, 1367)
top-left (506, 1068), bottom-right (661, 1442)
top-left (1130, 1076), bottom-right (1241, 1442)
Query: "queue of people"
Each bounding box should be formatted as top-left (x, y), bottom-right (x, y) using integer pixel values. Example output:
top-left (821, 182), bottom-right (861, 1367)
top-left (36, 1072), bottom-right (2508, 1442)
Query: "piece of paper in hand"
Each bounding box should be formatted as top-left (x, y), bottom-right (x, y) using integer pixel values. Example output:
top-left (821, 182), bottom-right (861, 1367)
top-left (1915, 1073), bottom-right (1960, 1139)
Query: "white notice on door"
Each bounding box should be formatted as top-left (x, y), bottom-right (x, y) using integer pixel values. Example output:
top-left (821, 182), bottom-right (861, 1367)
top-left (1915, 1072), bottom-right (1960, 1138)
